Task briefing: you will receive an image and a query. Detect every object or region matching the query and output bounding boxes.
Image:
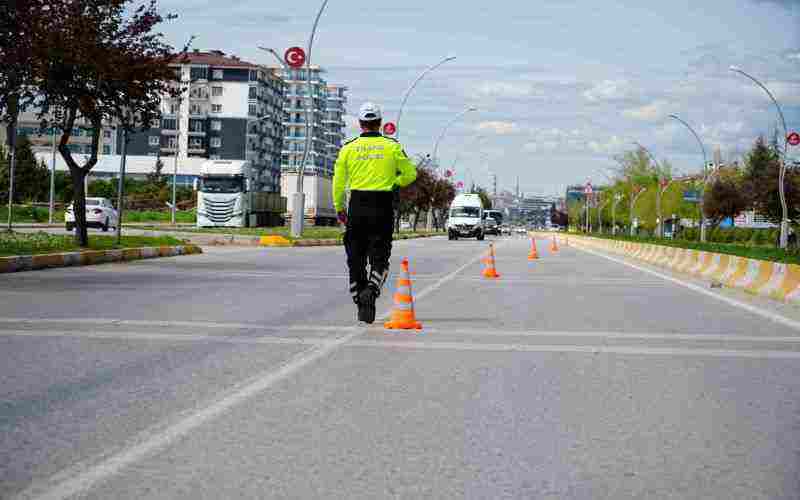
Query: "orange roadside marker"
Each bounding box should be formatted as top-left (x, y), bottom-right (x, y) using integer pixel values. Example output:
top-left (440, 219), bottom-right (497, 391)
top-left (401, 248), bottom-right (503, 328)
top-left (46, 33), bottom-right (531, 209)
top-left (384, 258), bottom-right (423, 331)
top-left (528, 238), bottom-right (539, 260)
top-left (482, 243), bottom-right (501, 279)
top-left (550, 235), bottom-right (559, 253)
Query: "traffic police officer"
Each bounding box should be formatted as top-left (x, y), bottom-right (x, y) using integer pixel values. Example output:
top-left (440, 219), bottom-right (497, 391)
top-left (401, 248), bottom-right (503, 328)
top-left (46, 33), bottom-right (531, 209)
top-left (333, 102), bottom-right (417, 323)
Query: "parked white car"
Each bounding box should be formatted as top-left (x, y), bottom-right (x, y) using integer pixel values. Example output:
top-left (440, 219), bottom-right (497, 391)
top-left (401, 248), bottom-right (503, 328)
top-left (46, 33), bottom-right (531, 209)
top-left (65, 197), bottom-right (119, 232)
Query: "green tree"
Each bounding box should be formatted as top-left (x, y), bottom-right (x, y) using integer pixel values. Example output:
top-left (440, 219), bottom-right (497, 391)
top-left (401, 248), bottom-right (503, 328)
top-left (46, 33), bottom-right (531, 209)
top-left (473, 186), bottom-right (492, 209)
top-left (704, 166), bottom-right (748, 228)
top-left (743, 136), bottom-right (800, 229)
top-left (34, 0), bottom-right (184, 246)
top-left (0, 135), bottom-right (48, 203)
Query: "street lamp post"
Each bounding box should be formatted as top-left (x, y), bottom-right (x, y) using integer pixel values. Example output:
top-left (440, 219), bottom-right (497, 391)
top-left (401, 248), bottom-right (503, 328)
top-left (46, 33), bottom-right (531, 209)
top-left (116, 128), bottom-right (128, 244)
top-left (730, 66), bottom-right (791, 248)
top-left (630, 187), bottom-right (647, 236)
top-left (288, 0), bottom-right (331, 238)
top-left (598, 195), bottom-right (610, 234)
top-left (632, 141), bottom-right (665, 238)
top-left (396, 55), bottom-right (456, 140)
top-left (612, 192), bottom-right (622, 235)
top-left (427, 106), bottom-right (477, 231)
top-left (49, 126), bottom-right (57, 224)
top-left (668, 114), bottom-right (708, 242)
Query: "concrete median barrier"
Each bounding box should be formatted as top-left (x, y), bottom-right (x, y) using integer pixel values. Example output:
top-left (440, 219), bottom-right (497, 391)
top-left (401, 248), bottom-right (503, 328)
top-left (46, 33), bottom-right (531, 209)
top-left (534, 232), bottom-right (800, 304)
top-left (0, 244), bottom-right (202, 274)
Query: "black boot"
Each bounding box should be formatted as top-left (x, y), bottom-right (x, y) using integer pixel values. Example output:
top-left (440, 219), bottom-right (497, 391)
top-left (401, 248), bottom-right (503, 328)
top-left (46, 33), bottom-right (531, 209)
top-left (357, 286), bottom-right (377, 324)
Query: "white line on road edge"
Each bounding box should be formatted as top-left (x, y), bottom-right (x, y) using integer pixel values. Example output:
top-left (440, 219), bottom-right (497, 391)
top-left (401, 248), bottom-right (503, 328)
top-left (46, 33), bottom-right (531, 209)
top-left (411, 328), bottom-right (800, 343)
top-left (348, 339), bottom-right (800, 359)
top-left (5, 326), bottom-right (800, 346)
top-left (0, 330), bottom-right (338, 346)
top-left (17, 245), bottom-right (489, 500)
top-left (575, 245), bottom-right (800, 333)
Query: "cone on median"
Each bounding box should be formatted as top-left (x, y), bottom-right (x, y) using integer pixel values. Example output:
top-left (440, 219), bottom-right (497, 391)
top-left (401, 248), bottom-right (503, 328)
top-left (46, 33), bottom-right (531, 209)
top-left (482, 243), bottom-right (501, 279)
top-left (384, 258), bottom-right (423, 331)
top-left (550, 235), bottom-right (559, 253)
top-left (528, 238), bottom-right (539, 260)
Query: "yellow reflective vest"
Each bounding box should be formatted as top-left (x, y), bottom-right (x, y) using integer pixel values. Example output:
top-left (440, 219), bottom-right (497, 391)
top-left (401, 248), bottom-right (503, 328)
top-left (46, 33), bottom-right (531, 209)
top-left (332, 132), bottom-right (417, 212)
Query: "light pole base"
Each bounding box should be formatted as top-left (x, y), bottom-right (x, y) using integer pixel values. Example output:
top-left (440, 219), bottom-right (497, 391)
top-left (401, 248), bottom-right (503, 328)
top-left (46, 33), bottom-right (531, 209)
top-left (780, 220), bottom-right (789, 249)
top-left (290, 192), bottom-right (305, 238)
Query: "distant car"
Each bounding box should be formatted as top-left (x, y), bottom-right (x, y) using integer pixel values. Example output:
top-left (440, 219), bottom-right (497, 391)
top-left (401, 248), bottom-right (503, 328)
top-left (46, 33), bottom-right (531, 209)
top-left (483, 215), bottom-right (500, 235)
top-left (400, 221), bottom-right (411, 230)
top-left (65, 197), bottom-right (119, 232)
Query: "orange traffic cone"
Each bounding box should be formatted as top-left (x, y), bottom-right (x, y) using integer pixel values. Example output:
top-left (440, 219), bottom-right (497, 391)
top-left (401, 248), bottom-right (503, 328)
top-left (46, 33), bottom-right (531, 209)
top-left (384, 258), bottom-right (423, 331)
top-left (550, 235), bottom-right (559, 253)
top-left (482, 243), bottom-right (501, 279)
top-left (528, 238), bottom-right (539, 260)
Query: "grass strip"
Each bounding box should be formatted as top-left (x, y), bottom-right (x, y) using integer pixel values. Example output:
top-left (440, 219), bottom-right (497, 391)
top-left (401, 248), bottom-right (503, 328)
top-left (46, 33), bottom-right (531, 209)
top-left (0, 232), bottom-right (188, 257)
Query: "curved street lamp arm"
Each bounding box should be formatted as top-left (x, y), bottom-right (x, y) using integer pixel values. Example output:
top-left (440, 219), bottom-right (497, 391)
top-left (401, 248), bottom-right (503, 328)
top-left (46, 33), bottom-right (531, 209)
top-left (730, 68), bottom-right (788, 143)
top-left (668, 115), bottom-right (708, 174)
top-left (631, 141), bottom-right (660, 169)
top-left (257, 46), bottom-right (288, 69)
top-left (298, 0), bottom-right (330, 187)
top-left (396, 55), bottom-right (456, 140)
top-left (432, 107), bottom-right (476, 162)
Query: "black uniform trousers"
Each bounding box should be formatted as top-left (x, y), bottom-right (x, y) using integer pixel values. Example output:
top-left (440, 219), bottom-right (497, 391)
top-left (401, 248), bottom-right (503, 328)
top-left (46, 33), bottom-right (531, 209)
top-left (344, 190), bottom-right (394, 301)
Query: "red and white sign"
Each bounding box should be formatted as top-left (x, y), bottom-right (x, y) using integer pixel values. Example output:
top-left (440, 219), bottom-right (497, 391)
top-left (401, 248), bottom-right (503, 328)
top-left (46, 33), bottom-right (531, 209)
top-left (382, 122), bottom-right (396, 136)
top-left (456, 181), bottom-right (464, 189)
top-left (584, 182), bottom-right (593, 195)
top-left (444, 169), bottom-right (453, 178)
top-left (284, 47), bottom-right (306, 68)
top-left (788, 131), bottom-right (800, 147)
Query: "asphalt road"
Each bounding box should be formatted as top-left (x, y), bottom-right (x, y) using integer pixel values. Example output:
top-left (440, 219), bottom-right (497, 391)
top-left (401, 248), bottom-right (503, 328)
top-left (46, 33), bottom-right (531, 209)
top-left (2, 235), bottom-right (800, 499)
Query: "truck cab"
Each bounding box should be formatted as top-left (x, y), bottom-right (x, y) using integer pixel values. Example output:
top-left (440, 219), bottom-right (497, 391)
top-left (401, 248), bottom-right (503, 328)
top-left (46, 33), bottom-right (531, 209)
top-left (446, 193), bottom-right (485, 240)
top-left (197, 160), bottom-right (252, 228)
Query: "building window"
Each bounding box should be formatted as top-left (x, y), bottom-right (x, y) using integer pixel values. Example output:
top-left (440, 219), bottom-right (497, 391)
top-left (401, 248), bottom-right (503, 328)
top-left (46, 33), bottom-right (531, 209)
top-left (249, 69), bottom-right (258, 81)
top-left (161, 118), bottom-right (177, 130)
top-left (211, 104), bottom-right (222, 113)
top-left (248, 104), bottom-right (257, 116)
top-left (248, 87), bottom-right (258, 100)
top-left (210, 154), bottom-right (220, 160)
top-left (170, 103), bottom-right (179, 114)
top-left (189, 119), bottom-right (204, 132)
top-left (190, 103), bottom-right (202, 115)
top-left (102, 145), bottom-right (111, 154)
top-left (210, 137), bottom-right (221, 148)
top-left (103, 130), bottom-right (112, 139)
top-left (190, 67), bottom-right (208, 81)
top-left (212, 69), bottom-right (223, 80)
top-left (189, 137), bottom-right (203, 149)
top-left (211, 120), bottom-right (222, 131)
top-left (148, 136), bottom-right (160, 146)
top-left (212, 86), bottom-right (223, 97)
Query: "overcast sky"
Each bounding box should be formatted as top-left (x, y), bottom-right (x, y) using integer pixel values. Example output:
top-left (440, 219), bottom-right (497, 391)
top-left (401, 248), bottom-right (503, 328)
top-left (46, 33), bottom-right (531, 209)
top-left (157, 0), bottom-right (800, 196)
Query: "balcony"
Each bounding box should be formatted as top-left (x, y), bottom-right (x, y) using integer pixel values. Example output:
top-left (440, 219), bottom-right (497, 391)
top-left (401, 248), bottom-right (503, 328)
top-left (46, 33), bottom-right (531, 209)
top-left (161, 129), bottom-right (178, 136)
top-left (188, 147), bottom-right (206, 154)
top-left (187, 130), bottom-right (206, 137)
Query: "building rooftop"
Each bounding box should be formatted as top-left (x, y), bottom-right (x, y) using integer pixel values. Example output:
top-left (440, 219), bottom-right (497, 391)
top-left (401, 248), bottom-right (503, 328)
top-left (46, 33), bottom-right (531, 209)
top-left (174, 50), bottom-right (260, 69)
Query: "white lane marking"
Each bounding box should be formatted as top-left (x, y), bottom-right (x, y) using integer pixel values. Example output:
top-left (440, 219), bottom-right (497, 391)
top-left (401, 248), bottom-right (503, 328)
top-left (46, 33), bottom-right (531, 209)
top-left (18, 243), bottom-right (488, 500)
top-left (0, 330), bottom-right (338, 346)
top-left (414, 328), bottom-right (800, 343)
top-left (5, 327), bottom-right (799, 345)
top-left (347, 339), bottom-right (800, 359)
top-left (0, 317), bottom-right (283, 330)
top-left (575, 245), bottom-right (800, 333)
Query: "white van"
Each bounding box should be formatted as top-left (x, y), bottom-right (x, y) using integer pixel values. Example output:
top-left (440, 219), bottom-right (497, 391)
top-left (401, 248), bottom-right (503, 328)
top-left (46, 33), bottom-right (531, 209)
top-left (446, 193), bottom-right (485, 240)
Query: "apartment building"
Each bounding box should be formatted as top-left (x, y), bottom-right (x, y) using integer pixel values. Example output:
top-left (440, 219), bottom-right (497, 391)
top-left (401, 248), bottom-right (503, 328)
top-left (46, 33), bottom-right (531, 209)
top-left (1, 111), bottom-right (117, 157)
top-left (124, 50), bottom-right (286, 192)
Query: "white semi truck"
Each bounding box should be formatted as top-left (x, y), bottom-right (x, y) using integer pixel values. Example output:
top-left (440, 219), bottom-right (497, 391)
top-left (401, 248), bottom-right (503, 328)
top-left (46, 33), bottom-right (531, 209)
top-left (196, 160), bottom-right (286, 228)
